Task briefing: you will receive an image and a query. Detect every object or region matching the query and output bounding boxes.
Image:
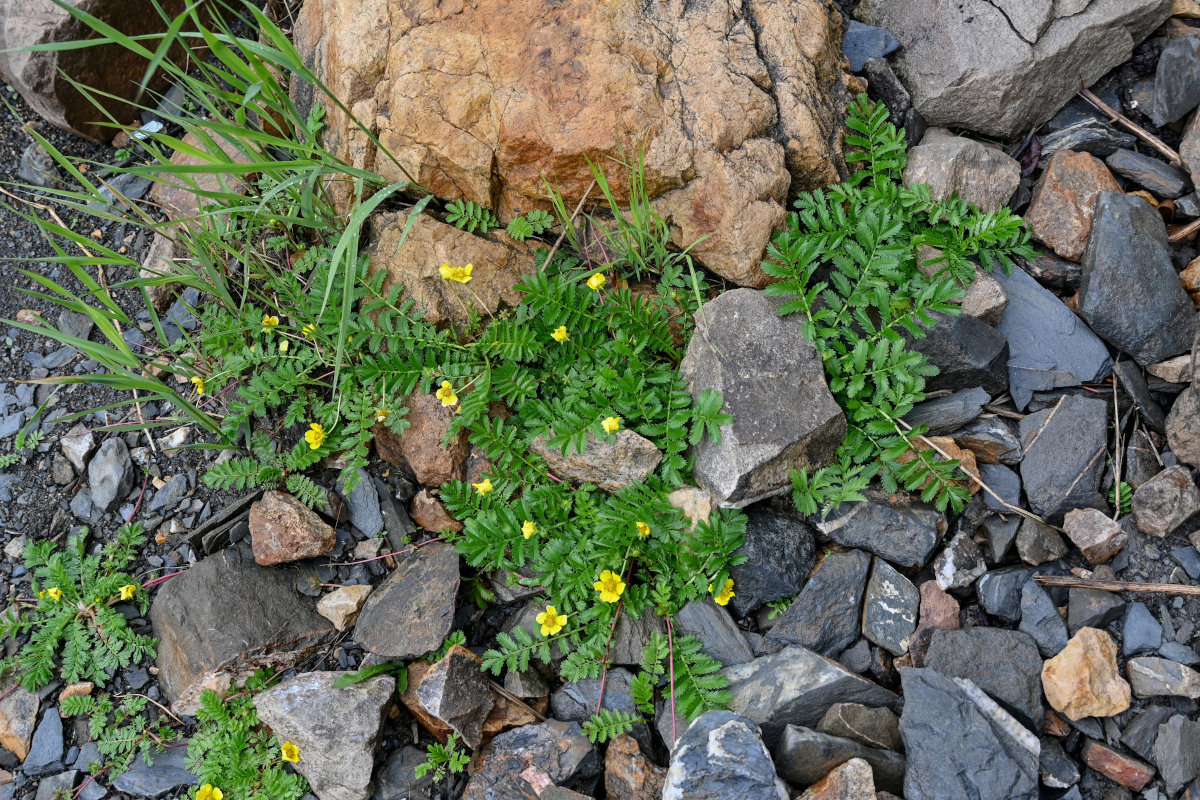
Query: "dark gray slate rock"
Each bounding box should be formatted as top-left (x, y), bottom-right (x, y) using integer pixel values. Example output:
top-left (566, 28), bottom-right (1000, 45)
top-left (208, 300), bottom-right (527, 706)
top-left (904, 387), bottom-right (989, 435)
top-left (1015, 517), bottom-right (1069, 565)
top-left (609, 611), bottom-right (667, 666)
top-left (1180, 192), bottom-right (1200, 219)
top-left (150, 542), bottom-right (334, 710)
top-left (35, 771), bottom-right (78, 800)
top-left (87, 437), bottom-right (135, 513)
top-left (816, 702), bottom-right (902, 752)
top-left (958, 418), bottom-right (1022, 466)
top-left (862, 559), bottom-right (919, 656)
top-left (979, 462), bottom-right (1021, 512)
top-left (1019, 579), bottom-right (1069, 658)
top-left (924, 628), bottom-right (1044, 731)
top-left (663, 711), bottom-right (786, 800)
top-left (1018, 394), bottom-right (1108, 522)
top-left (899, 668), bottom-right (1039, 800)
top-left (462, 720), bottom-right (600, 799)
top-left (933, 531), bottom-right (987, 590)
top-left (1106, 149), bottom-right (1190, 199)
top-left (1167, 385), bottom-right (1200, 468)
top-left (1067, 588), bottom-right (1125, 635)
top-left (1173, 545), bottom-right (1200, 579)
top-left (842, 20), bottom-right (900, 72)
top-left (766, 550), bottom-right (871, 656)
top-left (1122, 705), bottom-right (1175, 762)
top-left (1039, 119), bottom-right (1137, 165)
top-left (675, 599), bottom-right (755, 667)
top-left (680, 289), bottom-right (846, 507)
top-left (1150, 36), bottom-right (1200, 127)
top-left (111, 744), bottom-right (197, 797)
top-left (415, 646), bottom-right (494, 749)
top-left (551, 668), bottom-right (650, 752)
top-left (980, 515), bottom-right (1020, 563)
top-left (1079, 192), bottom-right (1197, 366)
top-left (1021, 249), bottom-right (1082, 294)
top-left (815, 491), bottom-right (942, 569)
top-left (864, 57), bottom-right (911, 126)
top-left (722, 646), bottom-right (900, 749)
top-left (1039, 736), bottom-right (1080, 789)
top-left (977, 566), bottom-right (1034, 623)
top-left (727, 506), bottom-right (815, 618)
top-left (1113, 359), bottom-right (1167, 435)
top-left (909, 312), bottom-right (1009, 395)
top-left (23, 710), bottom-right (63, 777)
top-left (148, 473), bottom-right (188, 513)
top-left (355, 541), bottom-right (459, 660)
top-left (773, 725), bottom-right (906, 793)
top-left (340, 469), bottom-right (384, 538)
top-left (1123, 602), bottom-right (1163, 657)
top-left (373, 747), bottom-right (433, 800)
top-left (994, 266), bottom-right (1112, 411)
top-left (1155, 715), bottom-right (1200, 793)
top-left (1161, 640), bottom-right (1200, 666)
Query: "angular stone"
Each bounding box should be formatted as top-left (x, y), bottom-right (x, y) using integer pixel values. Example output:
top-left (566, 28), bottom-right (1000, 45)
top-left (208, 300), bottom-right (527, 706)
top-left (861, 560), bottom-right (918, 656)
top-left (1123, 602), bottom-right (1164, 657)
top-left (980, 515), bottom-right (1020, 564)
top-left (956, 418), bottom-right (1022, 465)
top-left (1019, 580), bottom-right (1069, 658)
top-left (899, 669), bottom-right (1039, 800)
top-left (150, 543), bottom-right (334, 711)
top-left (1041, 627), bottom-right (1131, 720)
top-left (0, 676), bottom-right (37, 762)
top-left (1018, 394), bottom-right (1108, 522)
top-left (530, 430), bottom-right (661, 493)
top-left (462, 719), bottom-right (600, 799)
top-left (408, 489), bottom-right (462, 533)
top-left (373, 746), bottom-right (434, 800)
top-left (609, 611), bottom-right (667, 667)
top-left (664, 711), bottom-right (786, 800)
top-left (1122, 705), bottom-right (1174, 762)
top-left (903, 128), bottom-right (1021, 212)
top-left (816, 491), bottom-right (942, 569)
top-left (1081, 740), bottom-right (1156, 792)
top-left (248, 490), bottom-right (337, 566)
top-left (842, 20), bottom-right (900, 72)
top-left (1150, 35), bottom-right (1200, 126)
top-left (404, 660), bottom-right (539, 749)
top-left (766, 550), bottom-right (871, 656)
top-left (727, 505), bottom-right (815, 617)
top-left (722, 646), bottom-right (900, 749)
top-left (994, 266), bottom-right (1112, 410)
top-left (1026, 150), bottom-right (1123, 261)
top-left (1132, 464), bottom-right (1200, 536)
top-left (1062, 507), bottom-right (1128, 564)
top-left (254, 671), bottom-right (393, 800)
top-left (374, 391), bottom-right (468, 486)
top-left (903, 387), bottom-right (989, 435)
top-left (933, 531), bottom-right (986, 590)
top-left (110, 745), bottom-right (197, 797)
top-left (1039, 120), bottom-right (1138, 166)
top-left (59, 423), bottom-right (94, 474)
top-left (604, 735), bottom-right (664, 800)
top-left (1184, 109), bottom-right (1200, 189)
top-left (355, 542), bottom-right (459, 661)
top-left (977, 565), bottom-right (1034, 623)
top-left (1154, 715), bottom-right (1200, 793)
top-left (1106, 148), bottom-right (1190, 199)
top-left (774, 725), bottom-right (905, 794)
top-left (797, 757), bottom-right (876, 800)
top-left (978, 462), bottom-right (1019, 512)
top-left (675, 599), bottom-right (755, 667)
top-left (909, 312), bottom-right (1009, 395)
top-left (680, 290), bottom-right (845, 507)
top-left (1067, 588), bottom-right (1125, 635)
top-left (317, 584), bottom-right (372, 632)
top-left (1168, 385), bottom-right (1200, 467)
top-left (22, 711), bottom-right (62, 777)
top-left (855, 0), bottom-right (1171, 138)
top-left (552, 669), bottom-right (648, 750)
top-left (925, 628), bottom-right (1044, 730)
top-left (414, 645), bottom-right (495, 749)
top-left (817, 703), bottom-right (902, 753)
top-left (1113, 358), bottom-right (1167, 434)
top-left (1127, 656), bottom-right (1200, 698)
top-left (87, 437), bottom-right (134, 514)
top-left (915, 581), bottom-right (959, 639)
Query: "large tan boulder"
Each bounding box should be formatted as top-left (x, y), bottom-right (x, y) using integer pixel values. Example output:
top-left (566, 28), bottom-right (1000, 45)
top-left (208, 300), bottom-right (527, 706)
top-left (294, 0), bottom-right (859, 287)
top-left (0, 0), bottom-right (199, 142)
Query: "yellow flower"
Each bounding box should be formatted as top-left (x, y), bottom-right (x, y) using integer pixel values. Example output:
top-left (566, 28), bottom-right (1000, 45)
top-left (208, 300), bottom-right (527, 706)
top-left (711, 578), bottom-right (735, 606)
top-left (521, 520), bottom-right (537, 539)
top-left (196, 786), bottom-right (223, 800)
top-left (601, 416), bottom-right (621, 434)
top-left (439, 262), bottom-right (474, 284)
top-left (473, 478), bottom-right (493, 495)
top-left (280, 741), bottom-right (300, 763)
top-left (635, 521), bottom-right (650, 538)
top-left (45, 587), bottom-right (62, 602)
top-left (302, 324), bottom-right (318, 338)
top-left (278, 340), bottom-right (290, 353)
top-left (593, 569), bottom-right (626, 604)
top-left (190, 376), bottom-right (205, 396)
top-left (586, 272), bottom-right (606, 291)
top-left (435, 380), bottom-right (459, 407)
top-left (118, 584), bottom-right (137, 601)
top-left (535, 605), bottom-right (568, 637)
top-left (304, 423), bottom-right (326, 450)
top-left (551, 326), bottom-right (568, 342)
top-left (375, 408), bottom-right (390, 423)
top-left (261, 315), bottom-right (279, 331)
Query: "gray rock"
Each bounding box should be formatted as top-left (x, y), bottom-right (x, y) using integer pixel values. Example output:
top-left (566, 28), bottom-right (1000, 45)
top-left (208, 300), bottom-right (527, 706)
top-left (727, 505), bottom-right (815, 618)
top-left (903, 128), bottom-right (1021, 212)
top-left (17, 141), bottom-right (58, 188)
top-left (1168, 385), bottom-right (1200, 468)
top-left (552, 669), bottom-right (652, 753)
top-left (462, 720), bottom-right (600, 799)
top-left (1173, 545), bottom-right (1200, 579)
top-left (899, 668), bottom-right (1039, 800)
top-left (372, 747), bottom-right (433, 800)
top-left (842, 20), bottom-right (900, 72)
top-left (957, 418), bottom-right (1022, 467)
top-left (1179, 192), bottom-right (1200, 219)
top-left (23, 710), bottom-right (63, 777)
top-left (861, 559), bottom-right (919, 656)
top-left (675, 599), bottom-right (755, 667)
top-left (979, 462), bottom-right (1021, 513)
top-left (340, 469), bottom-right (384, 538)
top-left (1106, 149), bottom-right (1190, 199)
top-left (1132, 465), bottom-right (1200, 537)
top-left (1022, 249), bottom-right (1083, 293)
top-left (0, 676), bottom-right (38, 763)
top-left (1150, 36), bottom-right (1200, 127)
top-left (864, 57), bottom-right (911, 126)
top-left (41, 347), bottom-right (76, 370)
top-left (980, 515), bottom-right (1020, 563)
top-left (1126, 429), bottom-right (1163, 488)
top-left (1015, 517), bottom-right (1069, 565)
top-left (773, 725), bottom-right (906, 793)
top-left (909, 312), bottom-right (1009, 395)
top-left (87, 438), bottom-right (135, 513)
top-left (59, 423), bottom-right (94, 474)
top-left (1067, 588), bottom-right (1124, 635)
top-left (530, 430), bottom-right (662, 493)
top-left (977, 565), bottom-right (1034, 623)
top-left (148, 474), bottom-right (188, 513)
top-left (766, 550), bottom-right (871, 656)
top-left (254, 671), bottom-right (394, 800)
top-left (1127, 657), bottom-right (1200, 698)
top-left (994, 266), bottom-right (1112, 411)
top-left (35, 771), bottom-right (78, 800)
top-left (1018, 394), bottom-right (1108, 522)
top-left (1081, 192), bottom-right (1197, 366)
top-left (355, 541), bottom-right (459, 660)
top-left (1039, 737), bottom-right (1080, 788)
top-left (933, 531), bottom-right (987, 590)
top-left (663, 711), bottom-right (787, 800)
top-left (904, 387), bottom-right (989, 435)
top-left (855, 0), bottom-right (1171, 139)
top-left (722, 646), bottom-right (900, 749)
top-left (1161, 640), bottom-right (1200, 666)
top-left (149, 542), bottom-right (334, 711)
top-left (1122, 705), bottom-right (1175, 761)
top-left (816, 703), bottom-right (902, 753)
top-left (55, 310), bottom-right (93, 342)
top-left (609, 611), bottom-right (666, 666)
top-left (1123, 602), bottom-right (1164, 656)
top-left (1039, 119), bottom-right (1138, 165)
top-left (416, 646), bottom-right (494, 749)
top-left (1062, 507), bottom-right (1127, 565)
top-left (1114, 359), bottom-right (1167, 435)
top-left (680, 289), bottom-right (846, 508)
top-left (1019, 579), bottom-right (1069, 658)
top-left (924, 628), bottom-right (1044, 731)
top-left (816, 491), bottom-right (942, 569)
top-left (111, 744), bottom-right (196, 797)
top-left (1154, 715), bottom-right (1200, 792)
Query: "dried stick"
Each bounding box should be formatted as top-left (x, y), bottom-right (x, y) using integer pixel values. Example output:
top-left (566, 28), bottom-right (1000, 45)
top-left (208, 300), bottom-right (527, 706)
top-left (1170, 217), bottom-right (1200, 244)
top-left (542, 179), bottom-right (596, 269)
top-left (1078, 88), bottom-right (1182, 166)
top-left (1034, 575), bottom-right (1200, 597)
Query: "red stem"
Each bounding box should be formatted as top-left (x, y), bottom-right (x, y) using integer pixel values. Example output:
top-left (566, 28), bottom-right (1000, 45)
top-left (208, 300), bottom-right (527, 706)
top-left (141, 571), bottom-right (185, 590)
top-left (126, 471), bottom-right (150, 523)
top-left (73, 766), bottom-right (108, 798)
top-left (327, 536), bottom-right (446, 567)
top-left (666, 615), bottom-right (678, 744)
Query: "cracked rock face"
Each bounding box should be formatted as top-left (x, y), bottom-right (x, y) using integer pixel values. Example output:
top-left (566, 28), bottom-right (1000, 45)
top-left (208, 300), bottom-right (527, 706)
top-left (856, 0), bottom-right (1172, 138)
top-left (293, 0), bottom-right (859, 287)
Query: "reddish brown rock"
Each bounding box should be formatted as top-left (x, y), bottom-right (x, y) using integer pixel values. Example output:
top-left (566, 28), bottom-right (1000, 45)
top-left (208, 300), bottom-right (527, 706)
top-left (1062, 507), bottom-right (1128, 565)
top-left (409, 489), bottom-right (463, 533)
top-left (1024, 150), bottom-right (1123, 261)
top-left (248, 490), bottom-right (337, 566)
top-left (148, 131), bottom-right (253, 226)
top-left (798, 757), bottom-right (876, 800)
top-left (605, 735), bottom-right (666, 800)
top-left (401, 656), bottom-right (539, 748)
top-left (1041, 627), bottom-right (1131, 721)
top-left (0, 677), bottom-right (38, 762)
top-left (531, 430), bottom-right (662, 492)
top-left (1082, 740), bottom-right (1156, 791)
top-left (374, 391), bottom-right (469, 486)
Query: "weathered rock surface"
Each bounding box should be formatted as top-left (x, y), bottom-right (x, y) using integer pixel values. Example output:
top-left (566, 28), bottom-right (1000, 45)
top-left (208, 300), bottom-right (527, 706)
top-left (604, 735), bottom-right (665, 800)
top-left (1018, 394), bottom-right (1108, 522)
top-left (0, 677), bottom-right (37, 763)
top-left (861, 559), bottom-right (919, 656)
top-left (675, 599), bottom-right (755, 667)
top-left (1019, 579), bottom-right (1069, 658)
top-left (1107, 148), bottom-right (1190, 198)
top-left (1155, 715), bottom-right (1200, 793)
top-left (1041, 627), bottom-right (1131, 720)
top-left (150, 543), bottom-right (334, 712)
top-left (797, 757), bottom-right (876, 800)
top-left (1149, 34), bottom-right (1200, 126)
top-left (1168, 385), bottom-right (1200, 467)
top-left (1127, 657), bottom-right (1200, 698)
top-left (855, 0), bottom-right (1172, 138)
top-left (727, 506), bottom-right (815, 617)
top-left (87, 437), bottom-right (134, 514)
top-left (774, 725), bottom-right (905, 793)
top-left (904, 387), bottom-right (989, 436)
top-left (1062, 507), bottom-right (1127, 564)
top-left (1132, 464), bottom-right (1200, 536)
top-left (817, 703), bottom-right (901, 753)
top-left (903, 129), bottom-right (1021, 212)
top-left (816, 491), bottom-right (942, 569)
top-left (255, 671), bottom-right (393, 800)
top-left (663, 711), bottom-right (787, 800)
top-left (354, 542), bottom-right (460, 660)
top-left (462, 720), bottom-right (600, 799)
top-left (317, 584), bottom-right (373, 632)
top-left (924, 628), bottom-right (1044, 730)
top-left (530, 430), bottom-right (661, 492)
top-left (1024, 150), bottom-right (1123, 261)
top-left (933, 531), bottom-right (987, 590)
top-left (403, 659), bottom-right (540, 749)
top-left (248, 490), bottom-right (337, 566)
top-left (413, 645), bottom-right (495, 749)
top-left (375, 390), bottom-right (469, 487)
top-left (766, 550), bottom-right (871, 656)
top-left (1082, 739), bottom-right (1156, 792)
top-left (680, 290), bottom-right (845, 507)
top-left (909, 312), bottom-right (1009, 395)
top-left (296, 0), bottom-right (861, 287)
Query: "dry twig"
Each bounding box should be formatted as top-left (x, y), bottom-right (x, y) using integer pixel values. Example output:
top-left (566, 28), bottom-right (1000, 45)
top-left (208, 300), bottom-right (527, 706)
top-left (1034, 574), bottom-right (1200, 597)
top-left (1078, 87), bottom-right (1182, 166)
